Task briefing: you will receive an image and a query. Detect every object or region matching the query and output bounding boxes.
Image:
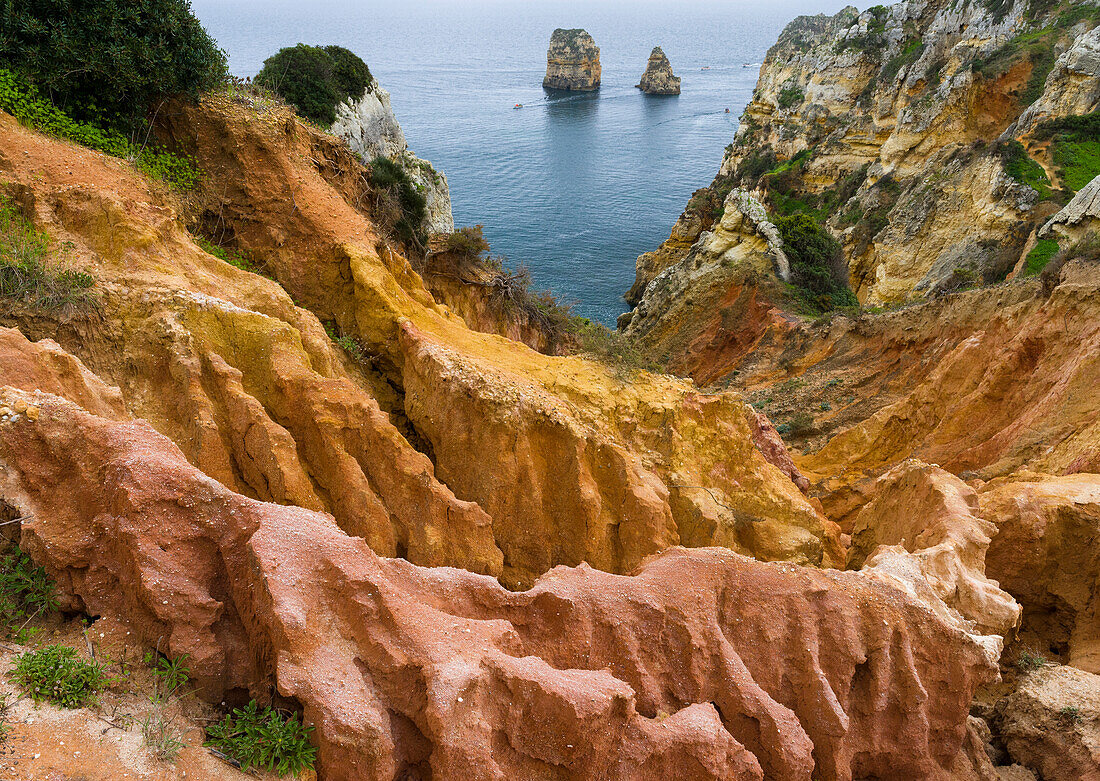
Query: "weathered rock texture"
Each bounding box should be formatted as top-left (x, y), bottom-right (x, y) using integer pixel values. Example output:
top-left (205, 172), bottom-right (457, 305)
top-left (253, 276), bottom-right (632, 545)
top-left (621, 189), bottom-right (796, 380)
top-left (637, 46), bottom-right (681, 95)
top-left (800, 260), bottom-right (1100, 519)
top-left (850, 461), bottom-right (1021, 649)
top-left (993, 665), bottom-right (1100, 781)
top-left (544, 28), bottom-right (601, 91)
top-left (0, 385), bottom-right (999, 781)
top-left (1041, 172), bottom-right (1100, 241)
top-left (331, 81), bottom-right (454, 233)
top-left (982, 472), bottom-right (1100, 673)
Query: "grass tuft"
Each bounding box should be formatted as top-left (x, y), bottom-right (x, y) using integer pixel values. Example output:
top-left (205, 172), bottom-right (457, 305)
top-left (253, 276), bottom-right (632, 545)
top-left (0, 197), bottom-right (97, 313)
top-left (0, 547), bottom-right (57, 643)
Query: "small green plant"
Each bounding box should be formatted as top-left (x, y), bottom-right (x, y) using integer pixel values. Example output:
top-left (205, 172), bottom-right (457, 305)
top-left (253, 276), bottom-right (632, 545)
top-left (820, 401), bottom-right (832, 411)
top-left (191, 235), bottom-right (269, 277)
top-left (1017, 649), bottom-right (1049, 671)
top-left (0, 547), bottom-right (57, 643)
top-left (142, 706), bottom-right (186, 761)
top-left (144, 651), bottom-right (191, 701)
top-left (205, 700), bottom-right (316, 775)
top-left (0, 197), bottom-right (96, 313)
top-left (1059, 705), bottom-right (1082, 722)
top-left (11, 645), bottom-right (112, 708)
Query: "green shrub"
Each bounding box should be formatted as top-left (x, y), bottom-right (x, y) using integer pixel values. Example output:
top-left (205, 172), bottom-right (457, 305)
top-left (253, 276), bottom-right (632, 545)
top-left (11, 645), bottom-right (111, 708)
top-left (996, 140), bottom-right (1052, 198)
top-left (369, 156), bottom-right (428, 247)
top-left (0, 548), bottom-right (57, 643)
top-left (775, 213), bottom-right (857, 312)
top-left (255, 44), bottom-right (372, 126)
top-left (205, 700), bottom-right (316, 775)
top-left (0, 196), bottom-right (97, 313)
top-left (0, 70), bottom-right (201, 190)
top-left (735, 149), bottom-right (778, 184)
top-left (0, 0), bottom-right (226, 124)
top-left (777, 84), bottom-right (804, 110)
top-left (439, 225), bottom-right (491, 259)
top-left (1023, 238), bottom-right (1059, 275)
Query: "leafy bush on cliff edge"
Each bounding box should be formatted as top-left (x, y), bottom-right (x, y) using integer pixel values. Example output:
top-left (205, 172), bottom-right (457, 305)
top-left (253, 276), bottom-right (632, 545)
top-left (0, 0), bottom-right (227, 125)
top-left (255, 44), bottom-right (373, 126)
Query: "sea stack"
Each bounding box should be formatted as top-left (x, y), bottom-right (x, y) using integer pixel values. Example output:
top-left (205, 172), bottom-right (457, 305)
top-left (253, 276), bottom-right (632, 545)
top-left (637, 46), bottom-right (681, 95)
top-left (543, 28), bottom-right (601, 91)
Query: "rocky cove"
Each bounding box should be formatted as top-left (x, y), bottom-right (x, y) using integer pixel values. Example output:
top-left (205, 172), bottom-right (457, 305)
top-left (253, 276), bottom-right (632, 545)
top-left (0, 2), bottom-right (1097, 780)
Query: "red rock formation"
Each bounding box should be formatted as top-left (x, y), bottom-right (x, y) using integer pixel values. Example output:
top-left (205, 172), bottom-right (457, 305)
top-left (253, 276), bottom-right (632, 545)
top-left (0, 386), bottom-right (996, 780)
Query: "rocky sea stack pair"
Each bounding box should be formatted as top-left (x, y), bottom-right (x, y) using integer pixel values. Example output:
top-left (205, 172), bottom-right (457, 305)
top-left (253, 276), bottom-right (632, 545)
top-left (543, 30), bottom-right (680, 95)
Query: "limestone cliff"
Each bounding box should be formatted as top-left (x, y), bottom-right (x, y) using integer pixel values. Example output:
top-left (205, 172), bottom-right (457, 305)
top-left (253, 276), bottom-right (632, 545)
top-left (543, 28), bottom-right (601, 91)
top-left (637, 46), bottom-right (681, 95)
top-left (331, 80), bottom-right (454, 233)
top-left (630, 0), bottom-right (1100, 318)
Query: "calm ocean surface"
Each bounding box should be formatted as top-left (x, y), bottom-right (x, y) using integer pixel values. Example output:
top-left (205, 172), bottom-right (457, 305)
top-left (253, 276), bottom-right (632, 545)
top-left (192, 0), bottom-right (849, 324)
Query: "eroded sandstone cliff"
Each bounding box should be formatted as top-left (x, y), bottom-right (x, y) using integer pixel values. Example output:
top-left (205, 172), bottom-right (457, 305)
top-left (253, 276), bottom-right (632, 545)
top-left (628, 0), bottom-right (1100, 321)
top-left (2, 2), bottom-right (1100, 776)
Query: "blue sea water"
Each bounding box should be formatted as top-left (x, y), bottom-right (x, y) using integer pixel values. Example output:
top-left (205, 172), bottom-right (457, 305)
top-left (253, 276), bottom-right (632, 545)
top-left (191, 0), bottom-right (850, 324)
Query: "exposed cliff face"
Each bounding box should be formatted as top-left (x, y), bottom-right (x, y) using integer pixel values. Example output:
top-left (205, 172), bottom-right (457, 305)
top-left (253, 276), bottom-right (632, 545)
top-left (637, 46), bottom-right (681, 95)
top-left (629, 0), bottom-right (1100, 338)
top-left (331, 81), bottom-right (454, 234)
top-left (543, 28), bottom-right (601, 91)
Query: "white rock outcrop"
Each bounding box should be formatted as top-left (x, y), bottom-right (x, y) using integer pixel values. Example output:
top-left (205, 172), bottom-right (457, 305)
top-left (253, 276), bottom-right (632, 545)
top-left (332, 83), bottom-right (455, 234)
